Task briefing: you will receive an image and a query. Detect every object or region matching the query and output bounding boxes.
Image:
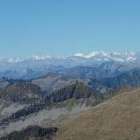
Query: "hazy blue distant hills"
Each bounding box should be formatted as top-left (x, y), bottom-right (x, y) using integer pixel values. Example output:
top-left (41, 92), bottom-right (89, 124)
top-left (0, 52), bottom-right (140, 101)
top-left (0, 52), bottom-right (139, 80)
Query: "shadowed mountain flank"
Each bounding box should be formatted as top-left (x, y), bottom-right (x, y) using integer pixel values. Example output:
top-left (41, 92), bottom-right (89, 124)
top-left (0, 126), bottom-right (58, 140)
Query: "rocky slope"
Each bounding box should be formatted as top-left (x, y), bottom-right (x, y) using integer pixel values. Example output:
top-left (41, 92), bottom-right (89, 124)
top-left (0, 64), bottom-right (140, 139)
top-left (57, 88), bottom-right (140, 140)
top-left (0, 81), bottom-right (43, 104)
top-left (0, 126), bottom-right (58, 140)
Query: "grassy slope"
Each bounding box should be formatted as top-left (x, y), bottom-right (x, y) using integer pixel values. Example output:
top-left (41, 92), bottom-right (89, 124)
top-left (57, 88), bottom-right (140, 140)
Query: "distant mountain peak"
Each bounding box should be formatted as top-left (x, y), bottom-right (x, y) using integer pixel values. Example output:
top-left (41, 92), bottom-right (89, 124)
top-left (73, 51), bottom-right (136, 62)
top-left (0, 51), bottom-right (137, 64)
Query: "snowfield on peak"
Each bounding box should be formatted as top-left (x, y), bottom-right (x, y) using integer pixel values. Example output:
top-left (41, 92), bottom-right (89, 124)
top-left (74, 51), bottom-right (136, 62)
top-left (0, 51), bottom-right (137, 64)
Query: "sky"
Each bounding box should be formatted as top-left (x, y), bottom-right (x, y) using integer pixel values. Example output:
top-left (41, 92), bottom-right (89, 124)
top-left (0, 0), bottom-right (140, 57)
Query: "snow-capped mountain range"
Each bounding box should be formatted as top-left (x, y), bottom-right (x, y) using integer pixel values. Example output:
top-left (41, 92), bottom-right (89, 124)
top-left (74, 51), bottom-right (137, 62)
top-left (0, 51), bottom-right (139, 80)
top-left (0, 51), bottom-right (138, 63)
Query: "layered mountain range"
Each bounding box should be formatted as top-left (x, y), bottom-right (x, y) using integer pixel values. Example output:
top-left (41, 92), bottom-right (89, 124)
top-left (0, 52), bottom-right (140, 139)
top-left (0, 51), bottom-right (139, 80)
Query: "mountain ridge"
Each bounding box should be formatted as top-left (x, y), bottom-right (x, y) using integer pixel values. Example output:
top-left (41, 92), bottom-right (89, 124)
top-left (57, 88), bottom-right (140, 140)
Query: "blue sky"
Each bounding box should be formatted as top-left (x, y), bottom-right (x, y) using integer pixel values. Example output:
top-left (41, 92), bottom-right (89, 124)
top-left (0, 0), bottom-right (140, 57)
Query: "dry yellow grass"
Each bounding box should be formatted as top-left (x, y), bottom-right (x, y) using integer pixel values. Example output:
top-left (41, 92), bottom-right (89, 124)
top-left (57, 89), bottom-right (140, 140)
